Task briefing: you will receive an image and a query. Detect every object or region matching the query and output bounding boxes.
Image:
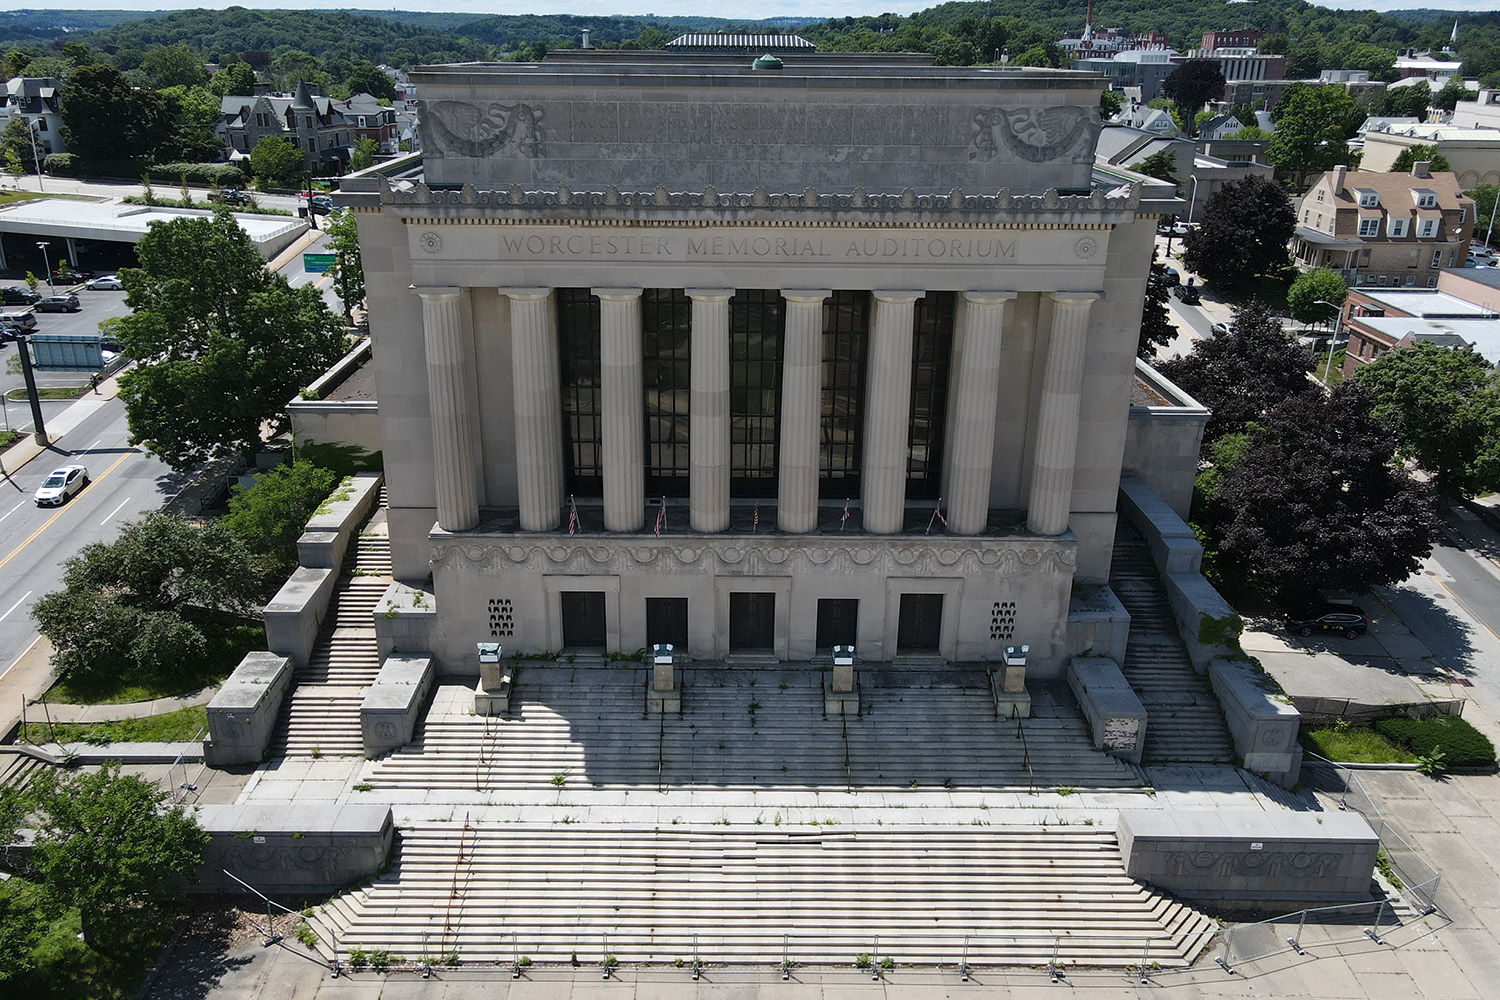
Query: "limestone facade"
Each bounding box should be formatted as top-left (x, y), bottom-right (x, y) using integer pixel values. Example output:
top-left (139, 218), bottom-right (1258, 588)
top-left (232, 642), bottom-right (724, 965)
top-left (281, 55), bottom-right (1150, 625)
top-left (340, 53), bottom-right (1177, 678)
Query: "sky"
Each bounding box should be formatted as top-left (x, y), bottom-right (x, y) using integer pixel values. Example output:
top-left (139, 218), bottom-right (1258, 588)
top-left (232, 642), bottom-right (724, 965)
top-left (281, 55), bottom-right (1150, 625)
top-left (0, 1), bottom-right (1494, 18)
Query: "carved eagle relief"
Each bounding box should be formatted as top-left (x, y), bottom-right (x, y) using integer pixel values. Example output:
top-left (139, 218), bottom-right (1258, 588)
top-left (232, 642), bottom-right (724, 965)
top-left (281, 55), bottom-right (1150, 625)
top-left (969, 106), bottom-right (1100, 163)
top-left (420, 100), bottom-right (545, 159)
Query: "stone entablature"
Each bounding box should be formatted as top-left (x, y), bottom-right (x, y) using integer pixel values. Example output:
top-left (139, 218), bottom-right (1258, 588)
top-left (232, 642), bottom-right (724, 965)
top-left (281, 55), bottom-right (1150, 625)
top-left (425, 528), bottom-right (1078, 673)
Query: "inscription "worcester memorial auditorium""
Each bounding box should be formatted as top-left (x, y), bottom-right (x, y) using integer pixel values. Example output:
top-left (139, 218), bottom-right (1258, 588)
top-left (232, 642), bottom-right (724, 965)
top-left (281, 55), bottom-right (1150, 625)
top-left (493, 232), bottom-right (1020, 261)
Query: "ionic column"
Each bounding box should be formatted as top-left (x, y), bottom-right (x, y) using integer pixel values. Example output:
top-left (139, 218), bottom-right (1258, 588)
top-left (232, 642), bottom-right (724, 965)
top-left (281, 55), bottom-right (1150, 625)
top-left (1027, 292), bottom-right (1100, 536)
top-left (688, 290), bottom-right (731, 532)
top-left (415, 286), bottom-right (479, 532)
top-left (595, 288), bottom-right (645, 532)
top-left (504, 288), bottom-right (563, 532)
top-left (946, 291), bottom-right (1016, 535)
top-left (777, 290), bottom-right (830, 533)
top-left (860, 291), bottom-right (921, 535)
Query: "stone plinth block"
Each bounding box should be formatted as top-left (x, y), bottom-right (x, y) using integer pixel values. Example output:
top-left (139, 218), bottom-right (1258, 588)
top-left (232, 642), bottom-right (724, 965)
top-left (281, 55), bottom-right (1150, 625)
top-left (263, 567), bottom-right (338, 668)
top-left (374, 581), bottom-right (438, 661)
top-left (1118, 809), bottom-right (1379, 909)
top-left (1066, 655), bottom-right (1147, 764)
top-left (361, 654), bottom-right (435, 758)
top-left (203, 652), bottom-right (293, 767)
top-left (1209, 658), bottom-right (1303, 789)
top-left (192, 803), bottom-right (394, 895)
top-left (296, 472), bottom-right (384, 569)
top-left (475, 659), bottom-right (514, 716)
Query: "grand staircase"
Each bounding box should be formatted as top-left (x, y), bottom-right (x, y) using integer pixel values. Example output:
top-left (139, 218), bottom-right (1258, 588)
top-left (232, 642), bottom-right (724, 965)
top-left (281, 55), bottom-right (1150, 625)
top-left (366, 665), bottom-right (1142, 793)
top-left (1109, 523), bottom-right (1235, 765)
top-left (305, 822), bottom-right (1217, 969)
top-left (269, 508), bottom-right (391, 758)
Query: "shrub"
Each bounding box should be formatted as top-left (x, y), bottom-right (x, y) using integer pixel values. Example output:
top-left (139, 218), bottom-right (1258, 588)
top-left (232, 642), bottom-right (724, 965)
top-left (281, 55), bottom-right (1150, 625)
top-left (42, 154), bottom-right (244, 187)
top-left (1373, 715), bottom-right (1496, 769)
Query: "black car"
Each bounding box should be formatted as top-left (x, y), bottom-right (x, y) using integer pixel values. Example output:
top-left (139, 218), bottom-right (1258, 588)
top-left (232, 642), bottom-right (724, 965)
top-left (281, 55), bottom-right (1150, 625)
top-left (1, 286), bottom-right (40, 305)
top-left (212, 187), bottom-right (252, 206)
top-left (1173, 284), bottom-right (1200, 305)
top-left (51, 268), bottom-right (95, 284)
top-left (1289, 603), bottom-right (1370, 639)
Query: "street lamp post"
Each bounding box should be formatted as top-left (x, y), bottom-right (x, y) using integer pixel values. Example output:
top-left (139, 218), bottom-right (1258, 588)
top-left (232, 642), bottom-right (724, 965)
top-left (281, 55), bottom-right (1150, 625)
top-left (1313, 298), bottom-right (1345, 386)
top-left (36, 241), bottom-right (51, 289)
top-left (23, 118), bottom-right (43, 192)
top-left (1186, 174), bottom-right (1201, 226)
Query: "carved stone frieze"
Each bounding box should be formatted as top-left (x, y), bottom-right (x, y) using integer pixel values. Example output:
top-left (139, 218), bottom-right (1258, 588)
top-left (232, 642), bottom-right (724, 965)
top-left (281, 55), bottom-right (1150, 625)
top-left (379, 177), bottom-right (1141, 220)
top-left (430, 535), bottom-right (1078, 577)
top-left (1165, 849), bottom-right (1344, 880)
top-left (969, 107), bottom-right (1101, 164)
top-left (420, 100), bottom-right (545, 159)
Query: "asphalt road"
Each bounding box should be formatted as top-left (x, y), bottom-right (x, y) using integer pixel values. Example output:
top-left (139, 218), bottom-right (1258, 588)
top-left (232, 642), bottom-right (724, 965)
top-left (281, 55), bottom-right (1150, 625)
top-left (0, 393), bottom-right (186, 678)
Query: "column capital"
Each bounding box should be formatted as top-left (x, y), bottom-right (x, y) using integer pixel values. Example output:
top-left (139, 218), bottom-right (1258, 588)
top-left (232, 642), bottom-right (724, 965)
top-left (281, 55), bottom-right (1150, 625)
top-left (685, 288), bottom-right (734, 302)
top-left (962, 290), bottom-right (1018, 305)
top-left (499, 287), bottom-right (551, 301)
top-left (781, 289), bottom-right (831, 304)
top-left (412, 285), bottom-right (462, 301)
top-left (1049, 290), bottom-right (1102, 306)
top-left (872, 290), bottom-right (923, 304)
top-left (592, 287), bottom-right (643, 301)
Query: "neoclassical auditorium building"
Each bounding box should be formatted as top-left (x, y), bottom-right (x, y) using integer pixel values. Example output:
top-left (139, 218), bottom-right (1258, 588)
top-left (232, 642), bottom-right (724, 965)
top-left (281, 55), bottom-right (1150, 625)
top-left (341, 51), bottom-right (1177, 678)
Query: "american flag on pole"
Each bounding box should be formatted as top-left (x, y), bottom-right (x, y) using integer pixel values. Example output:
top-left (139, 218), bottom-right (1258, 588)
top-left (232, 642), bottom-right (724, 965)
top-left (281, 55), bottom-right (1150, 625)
top-left (567, 496), bottom-right (579, 537)
top-left (753, 504), bottom-right (759, 532)
top-left (841, 499), bottom-right (851, 531)
top-left (927, 497), bottom-right (948, 534)
top-left (654, 497), bottom-right (666, 537)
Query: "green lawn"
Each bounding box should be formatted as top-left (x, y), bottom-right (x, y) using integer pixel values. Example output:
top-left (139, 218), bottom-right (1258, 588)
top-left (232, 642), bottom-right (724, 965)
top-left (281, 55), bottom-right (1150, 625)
top-left (20, 704), bottom-right (207, 745)
top-left (47, 623), bottom-right (264, 705)
top-left (1314, 347), bottom-right (1347, 386)
top-left (1301, 725), bottom-right (1416, 764)
top-left (0, 189), bottom-right (43, 207)
top-left (5, 386), bottom-right (87, 401)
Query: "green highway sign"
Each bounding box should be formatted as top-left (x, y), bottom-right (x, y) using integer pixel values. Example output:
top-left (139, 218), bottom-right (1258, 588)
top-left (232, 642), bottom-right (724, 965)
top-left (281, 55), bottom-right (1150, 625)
top-left (303, 253), bottom-right (336, 273)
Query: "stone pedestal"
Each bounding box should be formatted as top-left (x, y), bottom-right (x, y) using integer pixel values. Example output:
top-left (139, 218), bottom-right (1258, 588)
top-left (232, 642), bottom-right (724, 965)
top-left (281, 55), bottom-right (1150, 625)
top-left (647, 644), bottom-right (680, 714)
top-left (825, 645), bottom-right (860, 715)
top-left (992, 644), bottom-right (1032, 719)
top-left (475, 643), bottom-right (513, 715)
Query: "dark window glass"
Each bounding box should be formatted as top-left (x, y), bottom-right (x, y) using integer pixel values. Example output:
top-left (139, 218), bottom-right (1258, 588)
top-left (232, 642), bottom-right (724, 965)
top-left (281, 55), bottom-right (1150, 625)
top-left (556, 289), bottom-right (603, 496)
top-left (820, 291), bottom-right (870, 498)
top-left (729, 592), bottom-right (776, 650)
top-left (642, 289), bottom-right (692, 496)
top-left (561, 592), bottom-right (607, 648)
top-left (816, 598), bottom-right (859, 651)
top-left (645, 597), bottom-right (689, 650)
top-left (897, 593), bottom-right (943, 652)
top-left (729, 290), bottom-right (785, 497)
top-left (908, 292), bottom-right (955, 498)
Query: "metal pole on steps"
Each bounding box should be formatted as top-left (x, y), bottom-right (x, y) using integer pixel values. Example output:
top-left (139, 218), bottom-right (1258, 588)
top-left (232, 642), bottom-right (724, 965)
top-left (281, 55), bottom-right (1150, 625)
top-left (513, 930), bottom-right (522, 979)
top-left (871, 936), bottom-right (881, 980)
top-left (1365, 900), bottom-right (1387, 945)
top-left (1216, 925), bottom-right (1235, 974)
top-left (692, 934), bottom-right (701, 981)
top-left (1049, 936), bottom-right (1062, 982)
top-left (1137, 938), bottom-right (1150, 985)
top-left (782, 933), bottom-right (790, 980)
top-left (1288, 909), bottom-right (1307, 955)
top-left (602, 931), bottom-right (611, 979)
top-left (959, 935), bottom-right (969, 981)
top-left (421, 932), bottom-right (430, 979)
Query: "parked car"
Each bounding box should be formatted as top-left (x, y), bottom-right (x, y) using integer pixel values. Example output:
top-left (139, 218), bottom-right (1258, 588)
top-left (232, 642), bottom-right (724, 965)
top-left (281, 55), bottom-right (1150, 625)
top-left (85, 274), bottom-right (123, 290)
top-left (36, 293), bottom-right (81, 313)
top-left (0, 286), bottom-right (40, 305)
top-left (309, 194), bottom-right (334, 214)
top-left (50, 268), bottom-right (95, 284)
top-left (1173, 284), bottom-right (1200, 305)
top-left (1163, 266), bottom-right (1181, 287)
top-left (211, 187), bottom-right (252, 206)
top-left (34, 464), bottom-right (89, 507)
top-left (0, 310), bottom-right (37, 331)
top-left (1210, 321), bottom-right (1231, 336)
top-left (1467, 247), bottom-right (1497, 267)
top-left (1288, 603), bottom-right (1370, 639)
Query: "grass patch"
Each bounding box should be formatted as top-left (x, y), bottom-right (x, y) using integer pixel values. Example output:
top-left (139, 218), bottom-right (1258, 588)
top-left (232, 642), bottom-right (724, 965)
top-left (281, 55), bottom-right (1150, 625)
top-left (1374, 715), bottom-right (1497, 769)
top-left (1, 883), bottom-right (176, 1000)
top-left (0, 428), bottom-right (20, 448)
top-left (47, 622), bottom-right (263, 705)
top-left (1301, 725), bottom-right (1416, 764)
top-left (0, 189), bottom-right (44, 206)
top-left (122, 194), bottom-right (293, 216)
top-left (1314, 347), bottom-right (1347, 386)
top-left (5, 386), bottom-right (88, 401)
top-left (21, 704), bottom-right (207, 745)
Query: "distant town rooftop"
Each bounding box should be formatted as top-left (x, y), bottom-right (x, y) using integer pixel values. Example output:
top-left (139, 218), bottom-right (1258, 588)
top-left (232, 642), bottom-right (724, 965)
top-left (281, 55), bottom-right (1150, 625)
top-left (0, 199), bottom-right (306, 259)
top-left (666, 33), bottom-right (815, 50)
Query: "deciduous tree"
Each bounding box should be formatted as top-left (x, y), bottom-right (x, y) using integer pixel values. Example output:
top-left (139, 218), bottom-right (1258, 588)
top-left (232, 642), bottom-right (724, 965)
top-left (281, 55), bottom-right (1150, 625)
top-left (1267, 85), bottom-right (1361, 178)
top-left (1195, 382), bottom-right (1440, 600)
top-left (325, 206), bottom-right (366, 324)
top-left (141, 40), bottom-right (209, 89)
top-left (114, 210), bottom-right (347, 469)
top-left (1129, 148), bottom-right (1179, 190)
top-left (1286, 268), bottom-right (1348, 325)
top-left (249, 135), bottom-right (303, 187)
top-left (59, 63), bottom-right (171, 163)
top-left (1355, 342), bottom-right (1500, 498)
top-left (1161, 59), bottom-right (1226, 137)
top-left (224, 461), bottom-right (340, 574)
top-left (1156, 300), bottom-right (1315, 442)
top-left (1181, 175), bottom-right (1297, 289)
top-left (30, 514), bottom-right (260, 684)
top-left (22, 764), bottom-right (207, 950)
top-left (1138, 249), bottom-right (1175, 360)
top-left (1390, 144), bottom-right (1452, 174)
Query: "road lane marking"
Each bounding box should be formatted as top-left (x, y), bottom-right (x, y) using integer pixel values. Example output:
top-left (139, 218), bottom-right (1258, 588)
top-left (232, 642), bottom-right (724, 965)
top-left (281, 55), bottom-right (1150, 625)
top-left (0, 446), bottom-right (136, 573)
top-left (84, 438), bottom-right (102, 454)
top-left (0, 501), bottom-right (24, 525)
top-left (0, 591), bottom-right (31, 623)
top-left (1436, 575), bottom-right (1500, 645)
top-left (101, 497), bottom-right (131, 525)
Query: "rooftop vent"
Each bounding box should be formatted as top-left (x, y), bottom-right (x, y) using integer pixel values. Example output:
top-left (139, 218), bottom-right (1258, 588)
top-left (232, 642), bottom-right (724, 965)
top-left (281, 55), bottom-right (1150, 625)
top-left (752, 54), bottom-right (784, 71)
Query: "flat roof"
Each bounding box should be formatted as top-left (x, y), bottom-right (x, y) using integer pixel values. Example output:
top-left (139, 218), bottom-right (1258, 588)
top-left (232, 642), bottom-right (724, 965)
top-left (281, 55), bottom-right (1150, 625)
top-left (1355, 289), bottom-right (1498, 318)
top-left (1362, 316), bottom-right (1500, 365)
top-left (0, 198), bottom-right (307, 258)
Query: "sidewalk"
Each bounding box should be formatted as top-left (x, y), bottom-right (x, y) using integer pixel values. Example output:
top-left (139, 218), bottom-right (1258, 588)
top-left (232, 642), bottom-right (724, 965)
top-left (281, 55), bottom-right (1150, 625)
top-left (0, 369), bottom-right (122, 482)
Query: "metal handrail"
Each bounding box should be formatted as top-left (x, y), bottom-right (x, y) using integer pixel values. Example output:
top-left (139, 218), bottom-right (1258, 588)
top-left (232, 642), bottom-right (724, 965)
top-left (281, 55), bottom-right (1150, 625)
top-left (1013, 703), bottom-right (1035, 795)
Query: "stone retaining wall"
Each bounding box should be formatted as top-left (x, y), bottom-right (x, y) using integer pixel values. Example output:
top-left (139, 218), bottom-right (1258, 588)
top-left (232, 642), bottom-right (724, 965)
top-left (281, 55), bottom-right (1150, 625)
top-left (192, 803), bottom-right (394, 895)
top-left (361, 654), bottom-right (434, 758)
top-left (204, 652), bottom-right (293, 767)
top-left (1118, 809), bottom-right (1379, 908)
top-left (297, 472), bottom-right (384, 570)
top-left (1066, 656), bottom-right (1148, 764)
top-left (263, 567), bottom-right (338, 668)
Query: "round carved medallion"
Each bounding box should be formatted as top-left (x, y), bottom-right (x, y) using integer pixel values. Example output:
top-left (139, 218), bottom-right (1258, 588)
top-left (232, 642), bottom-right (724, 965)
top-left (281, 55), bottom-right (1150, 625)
top-left (418, 231), bottom-right (443, 254)
top-left (1074, 236), bottom-right (1098, 260)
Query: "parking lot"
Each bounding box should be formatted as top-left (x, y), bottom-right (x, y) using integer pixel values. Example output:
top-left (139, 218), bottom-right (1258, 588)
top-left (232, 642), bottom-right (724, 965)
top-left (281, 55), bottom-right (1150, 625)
top-left (0, 280), bottom-right (133, 408)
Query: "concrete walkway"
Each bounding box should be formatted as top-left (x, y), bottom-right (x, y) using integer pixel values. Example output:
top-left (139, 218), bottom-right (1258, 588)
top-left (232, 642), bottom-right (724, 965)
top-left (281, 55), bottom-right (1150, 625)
top-left (36, 685), bottom-right (216, 724)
